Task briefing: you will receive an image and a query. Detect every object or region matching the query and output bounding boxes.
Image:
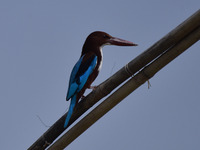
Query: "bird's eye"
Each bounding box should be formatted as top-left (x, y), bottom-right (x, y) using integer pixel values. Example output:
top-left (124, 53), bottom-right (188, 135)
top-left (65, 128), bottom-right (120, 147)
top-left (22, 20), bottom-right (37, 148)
top-left (103, 34), bottom-right (110, 39)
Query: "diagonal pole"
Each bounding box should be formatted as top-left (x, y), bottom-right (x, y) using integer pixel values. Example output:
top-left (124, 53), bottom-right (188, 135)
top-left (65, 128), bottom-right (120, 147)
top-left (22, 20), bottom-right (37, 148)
top-left (47, 26), bottom-right (200, 150)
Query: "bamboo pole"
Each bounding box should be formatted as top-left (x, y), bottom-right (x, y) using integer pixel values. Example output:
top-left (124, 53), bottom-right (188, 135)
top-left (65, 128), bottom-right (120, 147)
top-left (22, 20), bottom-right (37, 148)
top-left (47, 26), bottom-right (200, 150)
top-left (28, 9), bottom-right (200, 150)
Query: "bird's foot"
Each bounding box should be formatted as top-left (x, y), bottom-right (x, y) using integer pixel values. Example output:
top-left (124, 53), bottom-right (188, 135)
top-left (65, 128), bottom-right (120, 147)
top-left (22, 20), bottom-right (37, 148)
top-left (81, 95), bottom-right (86, 99)
top-left (89, 85), bottom-right (97, 90)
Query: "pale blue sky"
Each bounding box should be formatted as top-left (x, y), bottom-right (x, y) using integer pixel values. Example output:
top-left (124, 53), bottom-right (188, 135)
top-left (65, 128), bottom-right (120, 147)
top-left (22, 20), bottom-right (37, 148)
top-left (0, 0), bottom-right (200, 150)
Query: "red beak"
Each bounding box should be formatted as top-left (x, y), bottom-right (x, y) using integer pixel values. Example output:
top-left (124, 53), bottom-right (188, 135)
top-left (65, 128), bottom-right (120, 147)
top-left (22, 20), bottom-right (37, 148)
top-left (108, 37), bottom-right (138, 46)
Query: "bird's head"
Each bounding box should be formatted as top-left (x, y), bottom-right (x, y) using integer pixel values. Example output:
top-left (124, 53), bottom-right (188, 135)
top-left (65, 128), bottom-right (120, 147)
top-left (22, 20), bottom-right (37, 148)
top-left (84, 31), bottom-right (137, 48)
top-left (84, 31), bottom-right (137, 52)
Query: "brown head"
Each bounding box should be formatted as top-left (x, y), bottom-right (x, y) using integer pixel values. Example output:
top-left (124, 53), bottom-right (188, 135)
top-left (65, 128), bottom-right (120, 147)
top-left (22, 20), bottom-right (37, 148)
top-left (82, 31), bottom-right (137, 55)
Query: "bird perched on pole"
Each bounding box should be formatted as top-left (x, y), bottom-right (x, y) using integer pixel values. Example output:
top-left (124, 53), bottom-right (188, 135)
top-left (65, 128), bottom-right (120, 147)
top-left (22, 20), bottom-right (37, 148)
top-left (64, 31), bottom-right (137, 128)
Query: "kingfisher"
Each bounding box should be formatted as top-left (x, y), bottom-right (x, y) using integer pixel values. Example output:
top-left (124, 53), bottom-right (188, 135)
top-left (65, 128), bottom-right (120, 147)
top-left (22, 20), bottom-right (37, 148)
top-left (64, 31), bottom-right (137, 128)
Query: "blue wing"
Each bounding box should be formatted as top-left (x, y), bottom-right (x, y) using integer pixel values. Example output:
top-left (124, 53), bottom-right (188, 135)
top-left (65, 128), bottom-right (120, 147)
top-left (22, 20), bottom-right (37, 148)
top-left (66, 53), bottom-right (97, 100)
top-left (64, 53), bottom-right (97, 128)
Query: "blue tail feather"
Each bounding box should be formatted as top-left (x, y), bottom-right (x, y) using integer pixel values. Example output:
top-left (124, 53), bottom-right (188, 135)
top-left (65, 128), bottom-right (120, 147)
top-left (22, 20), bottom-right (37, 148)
top-left (64, 95), bottom-right (76, 128)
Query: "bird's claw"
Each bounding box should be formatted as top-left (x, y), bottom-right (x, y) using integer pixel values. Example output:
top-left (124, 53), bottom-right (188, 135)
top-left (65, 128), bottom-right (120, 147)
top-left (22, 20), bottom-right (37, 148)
top-left (81, 95), bottom-right (86, 99)
top-left (89, 85), bottom-right (97, 90)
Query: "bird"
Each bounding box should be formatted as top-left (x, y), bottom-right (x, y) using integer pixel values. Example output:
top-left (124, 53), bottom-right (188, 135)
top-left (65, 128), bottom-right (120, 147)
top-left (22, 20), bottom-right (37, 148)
top-left (64, 31), bottom-right (137, 128)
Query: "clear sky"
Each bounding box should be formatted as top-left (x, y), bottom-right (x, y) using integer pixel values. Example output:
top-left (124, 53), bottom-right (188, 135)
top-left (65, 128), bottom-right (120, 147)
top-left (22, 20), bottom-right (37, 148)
top-left (0, 0), bottom-right (200, 150)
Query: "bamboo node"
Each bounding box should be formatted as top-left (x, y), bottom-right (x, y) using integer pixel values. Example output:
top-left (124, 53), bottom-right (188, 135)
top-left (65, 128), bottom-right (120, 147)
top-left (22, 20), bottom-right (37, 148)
top-left (125, 63), bottom-right (134, 76)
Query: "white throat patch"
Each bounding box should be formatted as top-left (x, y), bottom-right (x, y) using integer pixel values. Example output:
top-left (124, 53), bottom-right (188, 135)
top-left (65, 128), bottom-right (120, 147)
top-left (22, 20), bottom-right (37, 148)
top-left (98, 47), bottom-right (103, 71)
